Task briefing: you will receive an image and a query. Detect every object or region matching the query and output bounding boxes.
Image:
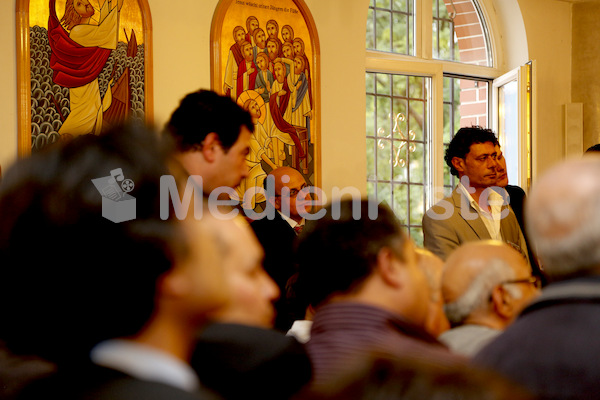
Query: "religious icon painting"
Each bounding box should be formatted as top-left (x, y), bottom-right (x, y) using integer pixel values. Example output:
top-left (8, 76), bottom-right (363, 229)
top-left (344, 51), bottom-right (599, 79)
top-left (211, 0), bottom-right (320, 212)
top-left (17, 0), bottom-right (153, 155)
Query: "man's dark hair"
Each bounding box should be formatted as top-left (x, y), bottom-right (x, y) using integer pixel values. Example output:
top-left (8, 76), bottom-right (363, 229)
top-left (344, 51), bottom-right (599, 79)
top-left (165, 89), bottom-right (253, 152)
top-left (0, 123), bottom-right (188, 365)
top-left (444, 126), bottom-right (499, 177)
top-left (585, 143), bottom-right (600, 153)
top-left (295, 199), bottom-right (407, 308)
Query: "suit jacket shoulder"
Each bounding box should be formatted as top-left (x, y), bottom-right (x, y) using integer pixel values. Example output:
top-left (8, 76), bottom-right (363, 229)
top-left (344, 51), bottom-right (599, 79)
top-left (19, 364), bottom-right (220, 400)
top-left (423, 187), bottom-right (527, 261)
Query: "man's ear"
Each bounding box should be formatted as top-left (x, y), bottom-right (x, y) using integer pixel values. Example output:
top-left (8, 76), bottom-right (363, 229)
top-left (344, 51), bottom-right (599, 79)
top-left (201, 132), bottom-right (221, 163)
top-left (157, 269), bottom-right (190, 300)
top-left (490, 285), bottom-right (513, 319)
top-left (376, 247), bottom-right (403, 288)
top-left (451, 157), bottom-right (466, 174)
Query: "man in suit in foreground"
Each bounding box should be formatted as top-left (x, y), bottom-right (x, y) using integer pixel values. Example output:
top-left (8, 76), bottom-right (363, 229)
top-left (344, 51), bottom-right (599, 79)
top-left (0, 124), bottom-right (230, 399)
top-left (296, 199), bottom-right (460, 386)
top-left (475, 155), bottom-right (600, 400)
top-left (422, 126), bottom-right (528, 262)
top-left (191, 216), bottom-right (313, 399)
top-left (251, 166), bottom-right (312, 331)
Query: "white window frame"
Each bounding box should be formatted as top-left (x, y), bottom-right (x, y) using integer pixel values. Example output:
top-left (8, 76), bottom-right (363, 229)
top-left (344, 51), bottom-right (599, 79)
top-left (367, 0), bottom-right (534, 210)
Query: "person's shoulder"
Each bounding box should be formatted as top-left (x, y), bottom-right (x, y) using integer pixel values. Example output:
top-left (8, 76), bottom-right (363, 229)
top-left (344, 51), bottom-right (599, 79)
top-left (505, 185), bottom-right (526, 198)
top-left (423, 190), bottom-right (458, 223)
top-left (19, 364), bottom-right (219, 400)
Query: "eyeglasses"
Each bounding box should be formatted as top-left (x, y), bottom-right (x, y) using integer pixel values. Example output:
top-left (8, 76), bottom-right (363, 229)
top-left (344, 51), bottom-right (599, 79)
top-left (502, 276), bottom-right (542, 290)
top-left (275, 184), bottom-right (307, 198)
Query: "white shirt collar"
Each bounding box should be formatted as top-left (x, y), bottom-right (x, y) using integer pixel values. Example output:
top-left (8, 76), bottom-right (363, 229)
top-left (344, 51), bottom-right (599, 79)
top-left (277, 210), bottom-right (304, 229)
top-left (457, 182), bottom-right (504, 240)
top-left (90, 339), bottom-right (200, 392)
top-left (457, 182), bottom-right (503, 212)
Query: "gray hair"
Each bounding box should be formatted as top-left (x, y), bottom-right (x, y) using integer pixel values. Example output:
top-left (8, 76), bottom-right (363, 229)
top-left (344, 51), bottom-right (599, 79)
top-left (444, 259), bottom-right (520, 325)
top-left (526, 159), bottom-right (600, 279)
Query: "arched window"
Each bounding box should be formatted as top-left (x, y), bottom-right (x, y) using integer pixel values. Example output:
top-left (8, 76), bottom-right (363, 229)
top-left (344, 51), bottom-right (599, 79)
top-left (365, 0), bottom-right (527, 246)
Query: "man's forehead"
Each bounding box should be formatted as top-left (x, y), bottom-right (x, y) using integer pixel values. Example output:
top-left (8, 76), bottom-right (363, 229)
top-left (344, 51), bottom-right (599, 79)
top-left (467, 141), bottom-right (497, 156)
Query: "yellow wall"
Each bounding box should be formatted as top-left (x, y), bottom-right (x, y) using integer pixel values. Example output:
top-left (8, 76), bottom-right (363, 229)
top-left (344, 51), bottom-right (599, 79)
top-left (518, 0), bottom-right (572, 178)
top-left (572, 2), bottom-right (600, 149)
top-left (0, 0), bottom-right (578, 192)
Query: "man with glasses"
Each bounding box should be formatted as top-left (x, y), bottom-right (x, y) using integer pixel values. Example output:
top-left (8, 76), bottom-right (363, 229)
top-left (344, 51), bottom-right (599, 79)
top-left (439, 241), bottom-right (540, 357)
top-left (251, 166), bottom-right (311, 331)
top-left (474, 156), bottom-right (600, 400)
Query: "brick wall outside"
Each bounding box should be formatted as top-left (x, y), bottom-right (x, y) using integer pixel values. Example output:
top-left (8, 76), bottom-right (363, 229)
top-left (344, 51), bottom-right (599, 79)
top-left (443, 0), bottom-right (489, 127)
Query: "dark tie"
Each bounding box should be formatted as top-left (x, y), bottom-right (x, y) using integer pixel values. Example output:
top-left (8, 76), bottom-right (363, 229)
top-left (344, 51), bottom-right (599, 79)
top-left (294, 225), bottom-right (304, 235)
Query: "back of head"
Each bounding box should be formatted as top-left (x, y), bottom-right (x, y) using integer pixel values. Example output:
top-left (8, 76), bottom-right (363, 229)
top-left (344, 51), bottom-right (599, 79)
top-left (526, 156), bottom-right (600, 280)
top-left (585, 143), bottom-right (600, 154)
top-left (165, 89), bottom-right (253, 152)
top-left (445, 126), bottom-right (498, 177)
top-left (0, 123), bottom-right (186, 364)
top-left (295, 199), bottom-right (407, 308)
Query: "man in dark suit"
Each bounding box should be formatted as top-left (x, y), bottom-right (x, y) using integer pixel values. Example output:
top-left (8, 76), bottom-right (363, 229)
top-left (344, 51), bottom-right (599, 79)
top-left (422, 126), bottom-right (528, 263)
top-left (251, 166), bottom-right (311, 331)
top-left (191, 215), bottom-right (312, 399)
top-left (0, 124), bottom-right (230, 399)
top-left (475, 156), bottom-right (600, 400)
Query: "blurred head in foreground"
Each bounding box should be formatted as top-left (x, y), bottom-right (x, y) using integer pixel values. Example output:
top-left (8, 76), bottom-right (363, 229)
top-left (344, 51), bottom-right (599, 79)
top-left (299, 352), bottom-right (533, 400)
top-left (0, 123), bottom-right (229, 365)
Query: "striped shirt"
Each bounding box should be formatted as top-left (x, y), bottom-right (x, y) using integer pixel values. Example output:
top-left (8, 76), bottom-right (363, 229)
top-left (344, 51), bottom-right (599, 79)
top-left (306, 302), bottom-right (461, 385)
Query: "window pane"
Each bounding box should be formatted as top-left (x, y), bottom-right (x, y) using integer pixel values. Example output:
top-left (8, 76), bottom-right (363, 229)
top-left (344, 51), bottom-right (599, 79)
top-left (498, 80), bottom-right (519, 184)
top-left (366, 8), bottom-right (375, 50)
top-left (366, 94), bottom-right (375, 136)
top-left (393, 74), bottom-right (407, 97)
top-left (408, 75), bottom-right (423, 98)
top-left (409, 142), bottom-right (425, 184)
top-left (368, 0), bottom-right (414, 55)
top-left (377, 138), bottom-right (392, 180)
top-left (376, 73), bottom-right (391, 95)
top-left (377, 182), bottom-right (392, 207)
top-left (366, 72), bottom-right (376, 94)
top-left (409, 100), bottom-right (424, 141)
top-left (392, 141), bottom-right (408, 182)
top-left (366, 72), bottom-right (430, 237)
top-left (392, 184), bottom-right (408, 222)
top-left (394, 0), bottom-right (408, 11)
top-left (366, 138), bottom-right (377, 181)
top-left (432, 0), bottom-right (491, 66)
top-left (392, 99), bottom-right (408, 139)
top-left (375, 11), bottom-right (392, 52)
top-left (410, 227), bottom-right (424, 247)
top-left (392, 13), bottom-right (408, 54)
top-left (367, 181), bottom-right (376, 197)
top-left (376, 96), bottom-right (392, 136)
top-left (409, 185), bottom-right (425, 225)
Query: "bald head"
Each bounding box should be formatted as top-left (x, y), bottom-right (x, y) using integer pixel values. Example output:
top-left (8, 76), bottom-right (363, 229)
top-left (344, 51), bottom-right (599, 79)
top-left (267, 167), bottom-right (310, 223)
top-left (443, 241), bottom-right (527, 304)
top-left (269, 167), bottom-right (303, 195)
top-left (527, 155), bottom-right (600, 279)
top-left (442, 241), bottom-right (536, 327)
